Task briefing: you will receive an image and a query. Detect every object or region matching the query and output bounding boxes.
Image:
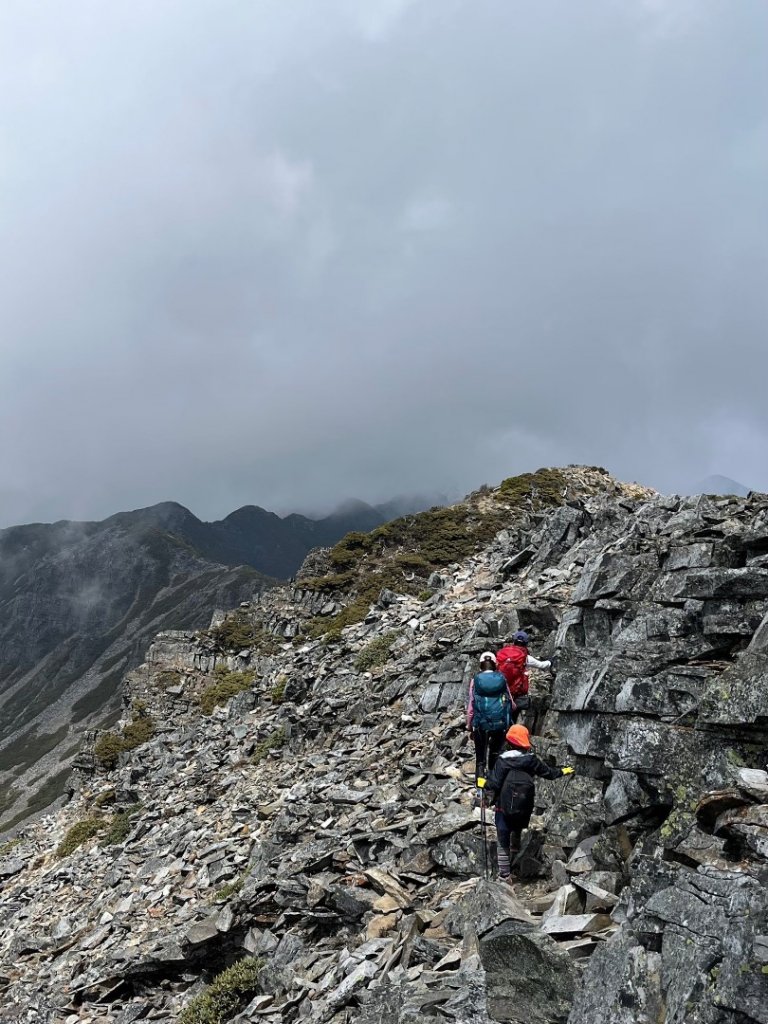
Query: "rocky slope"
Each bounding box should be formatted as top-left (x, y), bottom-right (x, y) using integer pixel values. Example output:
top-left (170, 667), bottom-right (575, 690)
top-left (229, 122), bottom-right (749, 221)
top-left (1, 467), bottom-right (767, 1024)
top-left (0, 497), bottom-right (406, 832)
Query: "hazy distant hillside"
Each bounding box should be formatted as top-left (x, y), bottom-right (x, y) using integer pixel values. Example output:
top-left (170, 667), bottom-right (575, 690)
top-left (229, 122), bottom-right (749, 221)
top-left (0, 495), bottom-right (412, 830)
top-left (102, 498), bottom-right (392, 580)
top-left (693, 474), bottom-right (751, 497)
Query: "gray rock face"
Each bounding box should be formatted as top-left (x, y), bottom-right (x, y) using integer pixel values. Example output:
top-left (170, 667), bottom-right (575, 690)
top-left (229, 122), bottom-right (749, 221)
top-left (572, 862), bottom-right (768, 1024)
top-left (482, 927), bottom-right (577, 1024)
top-left (2, 470), bottom-right (768, 1022)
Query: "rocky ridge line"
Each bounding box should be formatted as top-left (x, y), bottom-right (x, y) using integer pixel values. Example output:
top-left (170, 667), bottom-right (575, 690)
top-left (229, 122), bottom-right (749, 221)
top-left (0, 468), bottom-right (767, 1023)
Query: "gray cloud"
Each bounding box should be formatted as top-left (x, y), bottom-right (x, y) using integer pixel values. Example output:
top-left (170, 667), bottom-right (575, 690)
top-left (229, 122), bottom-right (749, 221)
top-left (1, 0), bottom-right (767, 526)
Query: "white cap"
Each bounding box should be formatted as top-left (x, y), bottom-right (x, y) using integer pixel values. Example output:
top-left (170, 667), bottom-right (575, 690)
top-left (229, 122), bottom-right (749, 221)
top-left (479, 651), bottom-right (497, 666)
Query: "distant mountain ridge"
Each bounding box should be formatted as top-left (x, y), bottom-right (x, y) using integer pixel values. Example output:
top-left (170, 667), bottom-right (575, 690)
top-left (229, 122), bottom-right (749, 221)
top-left (0, 494), bottom-right (438, 830)
top-left (100, 498), bottom-right (392, 579)
top-left (692, 474), bottom-right (751, 497)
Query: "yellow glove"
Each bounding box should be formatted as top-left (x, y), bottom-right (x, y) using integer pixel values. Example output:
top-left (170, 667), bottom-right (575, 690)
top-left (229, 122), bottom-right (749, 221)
top-left (561, 766), bottom-right (575, 776)
top-left (477, 777), bottom-right (486, 789)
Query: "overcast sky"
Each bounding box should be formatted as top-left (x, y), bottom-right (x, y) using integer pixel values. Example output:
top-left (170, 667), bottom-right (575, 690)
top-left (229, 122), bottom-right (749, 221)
top-left (1, 0), bottom-right (767, 526)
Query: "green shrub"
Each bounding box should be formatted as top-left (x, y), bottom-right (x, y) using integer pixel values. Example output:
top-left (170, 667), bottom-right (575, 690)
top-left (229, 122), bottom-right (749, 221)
top-left (407, 505), bottom-right (505, 566)
top-left (211, 875), bottom-right (244, 902)
top-left (205, 615), bottom-right (282, 656)
top-left (299, 572), bottom-right (355, 593)
top-left (329, 547), bottom-right (358, 569)
top-left (270, 677), bottom-right (287, 704)
top-left (304, 595), bottom-right (372, 639)
top-left (93, 789), bottom-right (116, 808)
top-left (178, 957), bottom-right (263, 1024)
top-left (322, 627), bottom-right (344, 646)
top-left (251, 727), bottom-right (286, 765)
top-left (199, 671), bottom-right (254, 716)
top-left (93, 732), bottom-right (126, 770)
top-left (206, 613), bottom-right (258, 650)
top-left (0, 837), bottom-right (21, 856)
top-left (497, 467), bottom-right (567, 507)
top-left (355, 631), bottom-right (401, 672)
top-left (122, 715), bottom-right (155, 749)
top-left (101, 804), bottom-right (143, 846)
top-left (394, 552), bottom-right (431, 572)
top-left (334, 531), bottom-right (369, 551)
top-left (57, 817), bottom-right (105, 858)
top-left (157, 670), bottom-right (182, 689)
top-left (94, 715), bottom-right (156, 769)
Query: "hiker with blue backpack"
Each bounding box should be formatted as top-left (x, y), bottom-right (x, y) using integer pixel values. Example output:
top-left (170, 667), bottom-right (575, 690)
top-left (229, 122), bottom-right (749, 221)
top-left (467, 651), bottom-right (516, 783)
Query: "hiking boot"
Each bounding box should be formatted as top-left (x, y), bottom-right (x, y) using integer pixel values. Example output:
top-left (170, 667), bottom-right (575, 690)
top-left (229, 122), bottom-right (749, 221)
top-left (497, 873), bottom-right (515, 886)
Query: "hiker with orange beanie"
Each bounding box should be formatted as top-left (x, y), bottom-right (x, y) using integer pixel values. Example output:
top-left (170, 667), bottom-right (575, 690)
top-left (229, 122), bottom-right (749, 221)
top-left (483, 724), bottom-right (574, 882)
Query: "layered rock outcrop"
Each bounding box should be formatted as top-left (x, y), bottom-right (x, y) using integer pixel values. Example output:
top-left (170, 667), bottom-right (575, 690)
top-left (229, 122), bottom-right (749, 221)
top-left (0, 470), bottom-right (766, 1023)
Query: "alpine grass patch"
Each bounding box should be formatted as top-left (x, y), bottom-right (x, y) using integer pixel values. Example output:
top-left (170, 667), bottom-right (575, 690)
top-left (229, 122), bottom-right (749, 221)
top-left (204, 613), bottom-right (282, 655)
top-left (198, 668), bottom-right (255, 716)
top-left (355, 631), bottom-right (401, 672)
top-left (56, 817), bottom-right (105, 858)
top-left (94, 714), bottom-right (156, 769)
top-left (298, 468), bottom-right (573, 639)
top-left (251, 726), bottom-right (286, 765)
top-left (211, 874), bottom-right (245, 903)
top-left (101, 804), bottom-right (143, 846)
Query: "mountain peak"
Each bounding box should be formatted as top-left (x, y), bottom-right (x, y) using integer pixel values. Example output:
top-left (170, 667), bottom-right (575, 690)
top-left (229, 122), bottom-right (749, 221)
top-left (693, 474), bottom-right (750, 497)
top-left (105, 500), bottom-right (200, 531)
top-left (325, 498), bottom-right (379, 520)
top-left (222, 505), bottom-right (276, 525)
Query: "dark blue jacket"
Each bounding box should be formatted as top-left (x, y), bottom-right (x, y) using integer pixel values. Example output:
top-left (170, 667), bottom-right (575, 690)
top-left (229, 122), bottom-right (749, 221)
top-left (485, 747), bottom-right (564, 819)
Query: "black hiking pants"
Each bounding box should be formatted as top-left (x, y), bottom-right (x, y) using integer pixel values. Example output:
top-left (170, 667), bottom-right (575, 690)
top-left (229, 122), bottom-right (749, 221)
top-left (494, 808), bottom-right (529, 877)
top-left (473, 728), bottom-right (505, 782)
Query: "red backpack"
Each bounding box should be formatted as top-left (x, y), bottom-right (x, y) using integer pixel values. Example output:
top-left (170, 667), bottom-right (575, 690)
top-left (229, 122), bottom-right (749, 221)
top-left (496, 645), bottom-right (529, 697)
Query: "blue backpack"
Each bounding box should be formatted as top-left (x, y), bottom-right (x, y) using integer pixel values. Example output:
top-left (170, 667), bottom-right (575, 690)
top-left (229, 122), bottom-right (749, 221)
top-left (472, 671), bottom-right (511, 732)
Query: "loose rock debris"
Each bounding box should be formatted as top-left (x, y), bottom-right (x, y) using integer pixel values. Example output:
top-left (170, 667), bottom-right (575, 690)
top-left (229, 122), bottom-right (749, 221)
top-left (1, 471), bottom-right (768, 1022)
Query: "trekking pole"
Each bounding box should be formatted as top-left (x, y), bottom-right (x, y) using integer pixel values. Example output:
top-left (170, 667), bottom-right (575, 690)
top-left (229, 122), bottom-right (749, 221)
top-left (549, 769), bottom-right (575, 820)
top-left (477, 777), bottom-right (490, 880)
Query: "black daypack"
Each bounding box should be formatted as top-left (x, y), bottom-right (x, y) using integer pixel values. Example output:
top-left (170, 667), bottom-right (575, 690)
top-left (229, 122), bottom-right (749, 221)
top-left (473, 671), bottom-right (512, 732)
top-left (499, 769), bottom-right (536, 817)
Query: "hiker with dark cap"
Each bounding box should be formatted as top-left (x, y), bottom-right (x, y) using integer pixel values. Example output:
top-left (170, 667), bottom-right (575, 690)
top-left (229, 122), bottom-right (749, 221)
top-left (496, 631), bottom-right (553, 722)
top-left (483, 724), bottom-right (574, 882)
top-left (467, 652), bottom-right (516, 783)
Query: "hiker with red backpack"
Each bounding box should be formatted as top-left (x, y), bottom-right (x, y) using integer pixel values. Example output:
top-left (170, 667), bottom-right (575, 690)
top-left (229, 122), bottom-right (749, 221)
top-left (466, 652), bottom-right (516, 783)
top-left (483, 724), bottom-right (574, 883)
top-left (495, 631), bottom-right (553, 722)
